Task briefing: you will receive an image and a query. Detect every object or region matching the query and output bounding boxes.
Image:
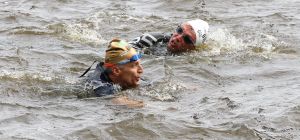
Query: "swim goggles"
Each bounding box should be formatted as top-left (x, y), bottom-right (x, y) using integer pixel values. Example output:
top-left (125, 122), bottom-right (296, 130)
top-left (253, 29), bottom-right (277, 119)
top-left (117, 53), bottom-right (142, 65)
top-left (176, 26), bottom-right (194, 45)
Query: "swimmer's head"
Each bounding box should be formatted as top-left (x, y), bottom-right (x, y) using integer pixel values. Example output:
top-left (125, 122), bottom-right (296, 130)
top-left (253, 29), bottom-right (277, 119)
top-left (104, 39), bottom-right (141, 65)
top-left (167, 19), bottom-right (209, 53)
top-left (104, 39), bottom-right (143, 89)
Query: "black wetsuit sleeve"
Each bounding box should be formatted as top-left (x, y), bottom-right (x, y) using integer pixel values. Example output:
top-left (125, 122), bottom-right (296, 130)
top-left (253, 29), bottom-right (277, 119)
top-left (129, 33), bottom-right (171, 50)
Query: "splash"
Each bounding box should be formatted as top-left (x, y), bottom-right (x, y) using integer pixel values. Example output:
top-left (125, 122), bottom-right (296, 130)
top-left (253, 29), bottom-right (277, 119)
top-left (0, 70), bottom-right (73, 84)
top-left (136, 59), bottom-right (186, 101)
top-left (0, 69), bottom-right (84, 98)
top-left (194, 28), bottom-right (291, 60)
top-left (199, 28), bottom-right (246, 56)
top-left (48, 22), bottom-right (106, 46)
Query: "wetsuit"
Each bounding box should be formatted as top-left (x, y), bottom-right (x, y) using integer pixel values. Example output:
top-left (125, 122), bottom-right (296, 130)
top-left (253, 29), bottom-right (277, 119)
top-left (84, 62), bottom-right (121, 97)
top-left (129, 33), bottom-right (171, 55)
top-left (83, 33), bottom-right (170, 97)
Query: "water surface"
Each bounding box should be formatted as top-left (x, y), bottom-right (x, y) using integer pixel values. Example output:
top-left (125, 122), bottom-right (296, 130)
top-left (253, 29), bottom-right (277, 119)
top-left (1, 0), bottom-right (300, 139)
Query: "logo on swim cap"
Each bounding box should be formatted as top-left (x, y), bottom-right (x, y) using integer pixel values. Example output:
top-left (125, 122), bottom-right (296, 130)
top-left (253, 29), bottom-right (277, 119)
top-left (187, 19), bottom-right (209, 46)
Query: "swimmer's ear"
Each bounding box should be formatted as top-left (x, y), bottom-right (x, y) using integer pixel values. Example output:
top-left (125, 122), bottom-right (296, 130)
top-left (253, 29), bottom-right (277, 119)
top-left (111, 66), bottom-right (121, 76)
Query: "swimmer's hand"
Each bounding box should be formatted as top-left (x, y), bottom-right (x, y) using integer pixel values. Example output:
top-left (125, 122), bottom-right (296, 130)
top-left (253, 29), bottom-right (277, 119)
top-left (111, 96), bottom-right (144, 108)
top-left (162, 33), bottom-right (171, 43)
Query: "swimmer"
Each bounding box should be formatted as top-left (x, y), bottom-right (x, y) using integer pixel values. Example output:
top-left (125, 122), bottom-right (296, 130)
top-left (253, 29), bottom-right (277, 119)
top-left (129, 19), bottom-right (209, 54)
top-left (81, 39), bottom-right (144, 107)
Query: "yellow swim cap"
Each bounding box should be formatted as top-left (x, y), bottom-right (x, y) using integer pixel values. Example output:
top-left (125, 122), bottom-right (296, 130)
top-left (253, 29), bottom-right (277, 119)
top-left (105, 39), bottom-right (140, 66)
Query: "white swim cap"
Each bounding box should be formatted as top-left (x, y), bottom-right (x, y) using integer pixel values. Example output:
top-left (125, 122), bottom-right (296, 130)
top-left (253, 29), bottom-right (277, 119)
top-left (187, 19), bottom-right (209, 46)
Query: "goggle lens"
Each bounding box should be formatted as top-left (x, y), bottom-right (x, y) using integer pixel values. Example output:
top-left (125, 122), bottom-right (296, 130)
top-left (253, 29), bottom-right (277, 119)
top-left (175, 26), bottom-right (194, 45)
top-left (117, 53), bottom-right (142, 65)
top-left (183, 35), bottom-right (193, 44)
top-left (176, 26), bottom-right (183, 34)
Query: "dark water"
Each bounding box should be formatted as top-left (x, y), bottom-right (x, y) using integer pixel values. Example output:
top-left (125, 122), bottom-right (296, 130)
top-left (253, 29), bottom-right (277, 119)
top-left (1, 0), bottom-right (300, 139)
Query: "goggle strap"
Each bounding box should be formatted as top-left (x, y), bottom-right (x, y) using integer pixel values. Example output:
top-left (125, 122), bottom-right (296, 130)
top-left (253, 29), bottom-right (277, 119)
top-left (79, 60), bottom-right (97, 78)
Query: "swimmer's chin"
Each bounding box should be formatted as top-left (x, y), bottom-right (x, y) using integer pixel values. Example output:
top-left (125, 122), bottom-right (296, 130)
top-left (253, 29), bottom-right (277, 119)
top-left (122, 83), bottom-right (140, 90)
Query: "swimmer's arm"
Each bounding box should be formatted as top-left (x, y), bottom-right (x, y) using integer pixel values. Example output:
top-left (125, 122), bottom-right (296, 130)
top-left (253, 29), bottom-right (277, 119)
top-left (94, 85), bottom-right (144, 108)
top-left (111, 96), bottom-right (144, 108)
top-left (93, 88), bottom-right (144, 108)
top-left (129, 32), bottom-right (171, 50)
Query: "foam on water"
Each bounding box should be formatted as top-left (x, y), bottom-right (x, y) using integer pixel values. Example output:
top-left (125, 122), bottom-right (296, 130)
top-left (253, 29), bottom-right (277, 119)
top-left (204, 28), bottom-right (246, 56)
top-left (0, 70), bottom-right (51, 82)
top-left (1, 0), bottom-right (300, 139)
top-left (48, 22), bottom-right (106, 46)
top-left (190, 27), bottom-right (293, 62)
top-left (0, 69), bottom-right (83, 98)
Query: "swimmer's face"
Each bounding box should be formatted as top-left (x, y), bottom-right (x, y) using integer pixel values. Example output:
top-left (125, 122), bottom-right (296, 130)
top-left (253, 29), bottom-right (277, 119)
top-left (167, 23), bottom-right (196, 53)
top-left (115, 60), bottom-right (143, 89)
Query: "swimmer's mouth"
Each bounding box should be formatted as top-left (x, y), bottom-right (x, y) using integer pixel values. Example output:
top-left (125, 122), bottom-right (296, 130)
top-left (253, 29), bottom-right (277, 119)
top-left (135, 76), bottom-right (140, 82)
